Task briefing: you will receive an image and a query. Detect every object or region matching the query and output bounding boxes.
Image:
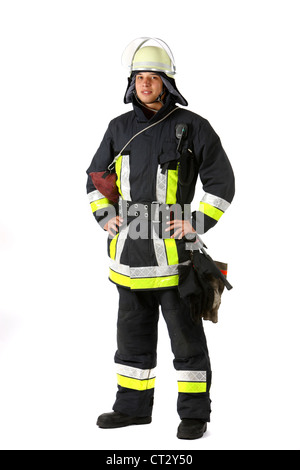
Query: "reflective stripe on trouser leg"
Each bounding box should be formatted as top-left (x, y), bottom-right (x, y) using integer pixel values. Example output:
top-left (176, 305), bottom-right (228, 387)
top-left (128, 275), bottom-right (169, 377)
top-left (116, 364), bottom-right (156, 391)
top-left (113, 286), bottom-right (159, 417)
top-left (177, 371), bottom-right (207, 393)
top-left (113, 362), bottom-right (157, 418)
top-left (158, 289), bottom-right (212, 421)
top-left (176, 366), bottom-right (212, 421)
top-left (176, 367), bottom-right (212, 422)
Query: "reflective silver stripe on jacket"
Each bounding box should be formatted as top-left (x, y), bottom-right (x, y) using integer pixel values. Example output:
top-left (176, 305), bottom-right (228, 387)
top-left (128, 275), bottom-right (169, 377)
top-left (153, 170), bottom-right (169, 267)
top-left (87, 189), bottom-right (105, 203)
top-left (120, 155), bottom-right (131, 201)
top-left (152, 207), bottom-right (168, 266)
top-left (156, 167), bottom-right (167, 203)
top-left (109, 260), bottom-right (190, 278)
top-left (201, 192), bottom-right (231, 212)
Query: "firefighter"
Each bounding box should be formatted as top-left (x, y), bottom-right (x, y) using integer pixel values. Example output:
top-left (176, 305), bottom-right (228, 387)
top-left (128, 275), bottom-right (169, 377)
top-left (86, 38), bottom-right (235, 440)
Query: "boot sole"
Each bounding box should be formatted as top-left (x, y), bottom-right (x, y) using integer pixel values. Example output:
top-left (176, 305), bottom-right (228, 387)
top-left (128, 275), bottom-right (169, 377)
top-left (177, 423), bottom-right (207, 440)
top-left (97, 416), bottom-right (152, 429)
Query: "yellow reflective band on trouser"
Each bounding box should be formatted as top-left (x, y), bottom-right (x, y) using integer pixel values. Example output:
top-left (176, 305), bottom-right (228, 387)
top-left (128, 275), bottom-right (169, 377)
top-left (117, 374), bottom-right (156, 391)
top-left (198, 202), bottom-right (224, 221)
top-left (109, 269), bottom-right (179, 290)
top-left (109, 234), bottom-right (119, 260)
top-left (166, 166), bottom-right (179, 205)
top-left (90, 198), bottom-right (112, 213)
top-left (178, 382), bottom-right (207, 393)
top-left (164, 238), bottom-right (179, 265)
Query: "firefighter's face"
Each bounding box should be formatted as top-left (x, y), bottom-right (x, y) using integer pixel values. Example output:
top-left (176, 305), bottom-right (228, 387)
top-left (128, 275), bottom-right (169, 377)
top-left (135, 73), bottom-right (164, 107)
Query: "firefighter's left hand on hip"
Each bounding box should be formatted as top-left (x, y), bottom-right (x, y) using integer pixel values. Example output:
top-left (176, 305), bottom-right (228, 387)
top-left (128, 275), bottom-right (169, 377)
top-left (165, 219), bottom-right (196, 240)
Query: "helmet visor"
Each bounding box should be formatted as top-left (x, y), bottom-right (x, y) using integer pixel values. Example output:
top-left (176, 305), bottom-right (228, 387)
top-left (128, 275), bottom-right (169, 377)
top-left (121, 37), bottom-right (176, 76)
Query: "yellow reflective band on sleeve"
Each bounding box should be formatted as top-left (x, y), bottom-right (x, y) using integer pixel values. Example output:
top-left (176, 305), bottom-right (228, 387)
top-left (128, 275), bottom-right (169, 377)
top-left (178, 382), bottom-right (207, 393)
top-left (198, 202), bottom-right (224, 221)
top-left (109, 234), bottom-right (119, 260)
top-left (117, 374), bottom-right (156, 391)
top-left (166, 165), bottom-right (179, 205)
top-left (164, 238), bottom-right (179, 265)
top-left (90, 198), bottom-right (112, 213)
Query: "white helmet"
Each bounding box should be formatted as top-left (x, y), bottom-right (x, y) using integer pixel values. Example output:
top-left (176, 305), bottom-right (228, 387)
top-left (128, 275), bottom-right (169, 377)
top-left (122, 37), bottom-right (176, 78)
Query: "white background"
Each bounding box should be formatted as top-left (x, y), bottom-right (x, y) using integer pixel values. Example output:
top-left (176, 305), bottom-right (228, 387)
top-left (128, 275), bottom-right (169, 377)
top-left (0, 0), bottom-right (299, 450)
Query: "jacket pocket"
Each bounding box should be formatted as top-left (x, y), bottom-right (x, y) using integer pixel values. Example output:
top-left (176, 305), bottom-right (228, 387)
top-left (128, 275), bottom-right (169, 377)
top-left (159, 141), bottom-right (180, 171)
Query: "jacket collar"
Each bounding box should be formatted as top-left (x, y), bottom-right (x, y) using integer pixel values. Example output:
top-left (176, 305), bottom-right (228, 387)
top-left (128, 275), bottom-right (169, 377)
top-left (132, 94), bottom-right (178, 123)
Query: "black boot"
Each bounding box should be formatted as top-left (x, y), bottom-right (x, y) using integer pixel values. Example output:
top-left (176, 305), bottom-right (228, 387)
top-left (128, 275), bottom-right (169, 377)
top-left (177, 419), bottom-right (207, 440)
top-left (97, 411), bottom-right (152, 429)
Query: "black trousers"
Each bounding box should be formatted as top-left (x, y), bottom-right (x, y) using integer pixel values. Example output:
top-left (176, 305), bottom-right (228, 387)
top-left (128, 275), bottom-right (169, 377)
top-left (113, 286), bottom-right (212, 422)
